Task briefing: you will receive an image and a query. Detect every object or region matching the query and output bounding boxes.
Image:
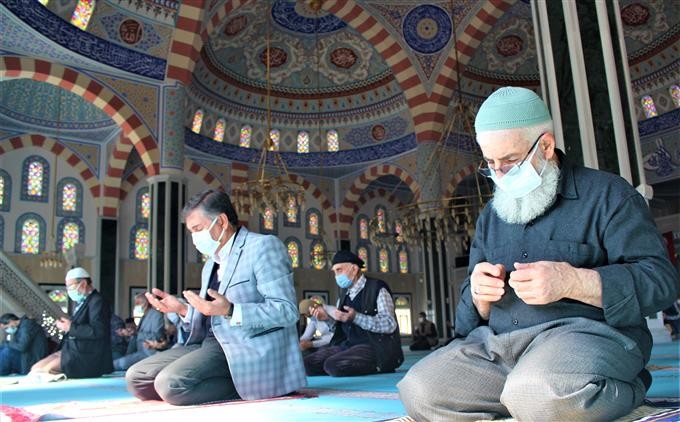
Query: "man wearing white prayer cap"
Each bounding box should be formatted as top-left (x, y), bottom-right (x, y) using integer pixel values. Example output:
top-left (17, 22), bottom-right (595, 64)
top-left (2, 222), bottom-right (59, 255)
top-left (29, 267), bottom-right (113, 378)
top-left (398, 87), bottom-right (677, 421)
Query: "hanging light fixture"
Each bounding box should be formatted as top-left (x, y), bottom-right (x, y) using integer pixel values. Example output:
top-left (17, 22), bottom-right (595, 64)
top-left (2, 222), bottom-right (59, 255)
top-left (367, 8), bottom-right (492, 252)
top-left (232, 0), bottom-right (306, 217)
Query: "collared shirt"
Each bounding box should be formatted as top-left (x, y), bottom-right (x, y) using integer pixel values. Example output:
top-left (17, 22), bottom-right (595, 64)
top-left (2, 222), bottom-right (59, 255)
top-left (325, 274), bottom-right (397, 334)
top-left (455, 150), bottom-right (678, 362)
top-left (299, 317), bottom-right (334, 348)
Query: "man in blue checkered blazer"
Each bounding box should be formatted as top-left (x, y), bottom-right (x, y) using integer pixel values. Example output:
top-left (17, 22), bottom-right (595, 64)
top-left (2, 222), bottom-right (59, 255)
top-left (126, 189), bottom-right (306, 405)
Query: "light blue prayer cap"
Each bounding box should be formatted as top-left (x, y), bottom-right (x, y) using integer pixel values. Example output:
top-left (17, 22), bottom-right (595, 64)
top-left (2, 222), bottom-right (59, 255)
top-left (474, 87), bottom-right (552, 133)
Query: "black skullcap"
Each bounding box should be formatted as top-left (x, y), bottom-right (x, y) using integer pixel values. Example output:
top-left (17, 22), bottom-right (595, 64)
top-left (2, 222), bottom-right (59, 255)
top-left (331, 250), bottom-right (365, 268)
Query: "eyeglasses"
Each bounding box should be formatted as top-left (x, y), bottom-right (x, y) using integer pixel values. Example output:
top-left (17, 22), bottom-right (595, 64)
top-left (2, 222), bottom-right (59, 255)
top-left (478, 132), bottom-right (545, 177)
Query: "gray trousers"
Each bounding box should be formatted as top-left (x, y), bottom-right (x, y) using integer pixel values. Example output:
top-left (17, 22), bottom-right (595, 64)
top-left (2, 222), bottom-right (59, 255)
top-left (397, 318), bottom-right (647, 421)
top-left (125, 336), bottom-right (239, 405)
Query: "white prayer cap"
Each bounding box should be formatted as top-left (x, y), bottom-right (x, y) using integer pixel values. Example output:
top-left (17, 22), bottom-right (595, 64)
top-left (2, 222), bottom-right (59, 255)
top-left (65, 267), bottom-right (90, 281)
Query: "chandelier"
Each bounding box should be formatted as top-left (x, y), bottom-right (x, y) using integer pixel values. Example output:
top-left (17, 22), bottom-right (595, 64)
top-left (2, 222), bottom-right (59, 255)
top-left (367, 20), bottom-right (492, 252)
top-left (232, 1), bottom-right (306, 217)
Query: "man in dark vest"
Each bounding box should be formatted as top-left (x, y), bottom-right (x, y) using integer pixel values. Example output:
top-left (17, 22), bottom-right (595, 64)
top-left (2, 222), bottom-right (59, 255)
top-left (304, 250), bottom-right (403, 376)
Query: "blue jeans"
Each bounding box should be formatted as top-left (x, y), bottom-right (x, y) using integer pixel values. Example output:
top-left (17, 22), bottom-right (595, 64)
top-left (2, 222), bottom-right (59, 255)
top-left (0, 345), bottom-right (21, 375)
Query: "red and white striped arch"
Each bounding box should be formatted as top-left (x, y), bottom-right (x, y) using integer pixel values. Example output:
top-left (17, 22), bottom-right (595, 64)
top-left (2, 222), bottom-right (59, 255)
top-left (0, 134), bottom-right (100, 199)
top-left (337, 164), bottom-right (420, 240)
top-left (444, 163), bottom-right (478, 197)
top-left (352, 188), bottom-right (404, 215)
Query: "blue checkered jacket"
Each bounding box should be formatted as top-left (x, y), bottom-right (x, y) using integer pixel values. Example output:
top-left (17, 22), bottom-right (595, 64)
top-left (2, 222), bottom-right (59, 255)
top-left (184, 227), bottom-right (306, 400)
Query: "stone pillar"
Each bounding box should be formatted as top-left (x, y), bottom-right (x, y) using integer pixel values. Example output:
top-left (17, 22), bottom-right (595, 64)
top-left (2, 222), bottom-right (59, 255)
top-left (98, 217), bottom-right (118, 309)
top-left (531, 0), bottom-right (647, 191)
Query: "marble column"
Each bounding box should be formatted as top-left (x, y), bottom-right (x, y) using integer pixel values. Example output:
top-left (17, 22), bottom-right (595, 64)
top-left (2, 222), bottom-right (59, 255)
top-left (531, 0), bottom-right (647, 192)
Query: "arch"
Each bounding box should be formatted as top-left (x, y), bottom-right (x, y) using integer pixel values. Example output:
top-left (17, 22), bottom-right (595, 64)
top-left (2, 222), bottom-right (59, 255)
top-left (337, 164), bottom-right (420, 239)
top-left (444, 163), bottom-right (478, 198)
top-left (0, 135), bottom-right (100, 201)
top-left (1, 57), bottom-right (160, 217)
top-left (352, 187), bottom-right (404, 215)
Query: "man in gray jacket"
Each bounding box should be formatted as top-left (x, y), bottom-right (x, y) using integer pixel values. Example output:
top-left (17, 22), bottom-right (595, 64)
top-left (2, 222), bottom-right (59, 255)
top-left (113, 294), bottom-right (165, 371)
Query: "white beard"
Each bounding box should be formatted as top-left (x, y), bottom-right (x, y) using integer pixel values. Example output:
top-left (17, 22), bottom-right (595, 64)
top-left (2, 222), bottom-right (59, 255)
top-left (491, 159), bottom-right (560, 225)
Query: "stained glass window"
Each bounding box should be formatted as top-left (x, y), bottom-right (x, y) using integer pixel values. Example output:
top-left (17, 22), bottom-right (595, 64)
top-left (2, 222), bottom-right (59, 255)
top-left (308, 211), bottom-right (319, 236)
top-left (213, 118), bottom-right (226, 142)
top-left (191, 109), bottom-right (204, 134)
top-left (297, 131), bottom-right (309, 153)
top-left (62, 222), bottom-right (79, 251)
top-left (312, 242), bottom-right (325, 270)
top-left (0, 171), bottom-right (9, 212)
top-left (641, 95), bottom-right (658, 118)
top-left (379, 248), bottom-right (389, 273)
top-left (27, 161), bottom-right (44, 197)
top-left (287, 241), bottom-right (300, 268)
top-left (327, 130), bottom-right (339, 152)
top-left (376, 207), bottom-right (386, 233)
top-left (21, 219), bottom-right (40, 254)
top-left (359, 217), bottom-right (368, 240)
top-left (62, 183), bottom-right (77, 212)
top-left (395, 222), bottom-right (404, 243)
top-left (286, 195), bottom-right (298, 223)
top-left (398, 249), bottom-right (408, 273)
top-left (240, 125), bottom-right (252, 147)
top-left (70, 0), bottom-right (95, 30)
top-left (0, 176), bottom-right (4, 208)
top-left (141, 192), bottom-right (151, 219)
top-left (269, 129), bottom-right (280, 151)
top-left (134, 228), bottom-right (149, 260)
top-left (263, 207), bottom-right (274, 231)
top-left (357, 247), bottom-right (368, 271)
top-left (670, 85), bottom-right (680, 108)
top-left (39, 0), bottom-right (49, 5)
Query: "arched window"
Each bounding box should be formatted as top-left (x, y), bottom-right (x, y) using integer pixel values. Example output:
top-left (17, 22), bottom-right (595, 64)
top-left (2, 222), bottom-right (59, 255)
top-left (358, 215), bottom-right (369, 240)
top-left (260, 207), bottom-right (277, 233)
top-left (16, 213), bottom-right (45, 254)
top-left (398, 248), bottom-right (409, 273)
top-left (240, 125), bottom-right (252, 148)
top-left (375, 206), bottom-right (387, 233)
top-left (311, 241), bottom-right (326, 270)
top-left (39, 0), bottom-right (48, 5)
top-left (136, 188), bottom-right (151, 222)
top-left (70, 0), bottom-right (95, 30)
top-left (670, 85), bottom-right (680, 108)
top-left (297, 131), bottom-right (309, 153)
top-left (21, 156), bottom-right (49, 202)
top-left (285, 194), bottom-right (299, 225)
top-left (191, 109), bottom-right (204, 134)
top-left (213, 118), bottom-right (226, 142)
top-left (641, 95), bottom-right (658, 118)
top-left (57, 178), bottom-right (83, 217)
top-left (327, 130), bottom-right (339, 152)
top-left (285, 238), bottom-right (302, 269)
top-left (269, 129), bottom-right (280, 151)
top-left (357, 246), bottom-right (369, 271)
top-left (130, 225), bottom-right (149, 260)
top-left (57, 218), bottom-right (84, 251)
top-left (378, 248), bottom-right (389, 273)
top-left (0, 169), bottom-right (10, 212)
top-left (306, 208), bottom-right (321, 238)
top-left (395, 222), bottom-right (404, 243)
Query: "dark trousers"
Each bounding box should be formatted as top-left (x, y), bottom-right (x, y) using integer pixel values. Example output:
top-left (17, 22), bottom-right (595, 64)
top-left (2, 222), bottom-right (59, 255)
top-left (304, 344), bottom-right (377, 377)
top-left (0, 345), bottom-right (21, 375)
top-left (125, 336), bottom-right (239, 405)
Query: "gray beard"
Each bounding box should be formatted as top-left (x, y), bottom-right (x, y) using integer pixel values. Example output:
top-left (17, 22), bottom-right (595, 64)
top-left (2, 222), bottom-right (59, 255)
top-left (491, 160), bottom-right (560, 225)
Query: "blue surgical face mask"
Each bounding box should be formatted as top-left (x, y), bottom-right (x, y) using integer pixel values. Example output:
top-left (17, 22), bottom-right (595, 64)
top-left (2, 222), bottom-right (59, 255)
top-left (490, 145), bottom-right (547, 199)
top-left (5, 326), bottom-right (17, 334)
top-left (335, 273), bottom-right (353, 289)
top-left (67, 283), bottom-right (86, 303)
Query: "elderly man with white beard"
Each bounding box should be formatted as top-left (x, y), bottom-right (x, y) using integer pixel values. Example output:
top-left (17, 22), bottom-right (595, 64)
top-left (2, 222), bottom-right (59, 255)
top-left (397, 87), bottom-right (678, 422)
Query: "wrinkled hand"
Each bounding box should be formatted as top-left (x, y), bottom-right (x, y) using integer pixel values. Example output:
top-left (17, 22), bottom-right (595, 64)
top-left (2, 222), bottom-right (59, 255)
top-left (299, 340), bottom-right (313, 350)
top-left (146, 289), bottom-right (187, 316)
top-left (311, 305), bottom-right (329, 321)
top-left (183, 289), bottom-right (232, 317)
top-left (144, 339), bottom-right (167, 350)
top-left (56, 317), bottom-right (71, 332)
top-left (509, 261), bottom-right (576, 305)
top-left (334, 306), bottom-right (356, 323)
top-left (470, 262), bottom-right (506, 320)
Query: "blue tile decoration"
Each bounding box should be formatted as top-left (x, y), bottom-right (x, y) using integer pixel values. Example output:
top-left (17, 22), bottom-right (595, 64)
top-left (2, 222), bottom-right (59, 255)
top-left (185, 128), bottom-right (417, 168)
top-left (402, 5), bottom-right (452, 54)
top-left (56, 217), bottom-right (85, 251)
top-left (14, 212), bottom-right (46, 254)
top-left (271, 0), bottom-right (347, 34)
top-left (638, 108), bottom-right (680, 137)
top-left (3, 0), bottom-right (166, 80)
top-left (344, 116), bottom-right (409, 148)
top-left (20, 155), bottom-right (50, 203)
top-left (55, 177), bottom-right (83, 218)
top-left (100, 13), bottom-right (163, 54)
top-left (0, 170), bottom-right (11, 213)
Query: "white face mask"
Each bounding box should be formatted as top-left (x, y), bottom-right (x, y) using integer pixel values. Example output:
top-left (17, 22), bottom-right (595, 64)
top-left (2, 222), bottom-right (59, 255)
top-left (490, 144), bottom-right (547, 199)
top-left (191, 216), bottom-right (226, 256)
top-left (133, 305), bottom-right (144, 316)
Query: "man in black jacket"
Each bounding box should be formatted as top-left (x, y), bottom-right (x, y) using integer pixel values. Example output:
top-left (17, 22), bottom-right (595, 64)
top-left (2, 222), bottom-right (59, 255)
top-left (0, 313), bottom-right (48, 375)
top-left (29, 267), bottom-right (113, 378)
top-left (304, 251), bottom-right (403, 376)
